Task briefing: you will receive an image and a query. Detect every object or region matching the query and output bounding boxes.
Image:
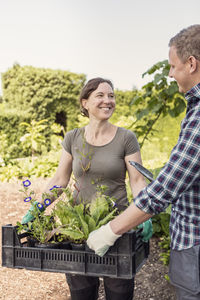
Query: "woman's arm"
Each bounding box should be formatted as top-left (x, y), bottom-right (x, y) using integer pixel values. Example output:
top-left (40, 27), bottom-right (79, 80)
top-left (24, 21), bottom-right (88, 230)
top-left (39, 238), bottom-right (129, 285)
top-left (21, 149), bottom-right (73, 224)
top-left (40, 149), bottom-right (73, 204)
top-left (125, 151), bottom-right (147, 198)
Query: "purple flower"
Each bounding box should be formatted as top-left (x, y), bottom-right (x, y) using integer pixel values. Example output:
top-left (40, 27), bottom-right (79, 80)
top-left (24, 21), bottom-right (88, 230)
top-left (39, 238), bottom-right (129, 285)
top-left (37, 203), bottom-right (44, 210)
top-left (44, 198), bottom-right (51, 206)
top-left (49, 185), bottom-right (61, 191)
top-left (23, 180), bottom-right (31, 187)
top-left (24, 197), bottom-right (32, 202)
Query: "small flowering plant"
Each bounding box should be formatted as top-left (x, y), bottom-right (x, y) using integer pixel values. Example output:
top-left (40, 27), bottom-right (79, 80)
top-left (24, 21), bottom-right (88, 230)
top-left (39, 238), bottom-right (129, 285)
top-left (19, 180), bottom-right (61, 211)
top-left (17, 179), bottom-right (60, 244)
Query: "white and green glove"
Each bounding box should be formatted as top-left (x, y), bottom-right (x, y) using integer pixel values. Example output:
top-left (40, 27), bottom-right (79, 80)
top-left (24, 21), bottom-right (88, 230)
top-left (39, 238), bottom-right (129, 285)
top-left (87, 222), bottom-right (121, 257)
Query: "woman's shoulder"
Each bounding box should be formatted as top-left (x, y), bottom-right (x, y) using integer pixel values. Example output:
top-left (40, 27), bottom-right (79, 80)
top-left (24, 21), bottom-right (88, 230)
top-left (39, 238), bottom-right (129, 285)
top-left (62, 127), bottom-right (84, 152)
top-left (116, 127), bottom-right (140, 153)
top-left (117, 127), bottom-right (137, 138)
top-left (65, 127), bottom-right (84, 138)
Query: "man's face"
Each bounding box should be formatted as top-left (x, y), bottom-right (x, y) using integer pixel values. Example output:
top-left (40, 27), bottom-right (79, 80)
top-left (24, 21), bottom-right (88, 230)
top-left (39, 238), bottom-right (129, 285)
top-left (168, 46), bottom-right (191, 93)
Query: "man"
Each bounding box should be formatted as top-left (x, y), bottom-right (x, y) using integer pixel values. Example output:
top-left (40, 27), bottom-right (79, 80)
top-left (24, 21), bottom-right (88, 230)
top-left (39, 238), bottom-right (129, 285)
top-left (87, 24), bottom-right (200, 300)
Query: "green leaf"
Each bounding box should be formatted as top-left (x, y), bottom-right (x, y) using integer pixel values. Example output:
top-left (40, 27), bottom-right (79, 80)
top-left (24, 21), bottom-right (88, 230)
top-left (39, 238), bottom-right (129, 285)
top-left (89, 194), bottom-right (109, 223)
top-left (153, 73), bottom-right (163, 85)
top-left (74, 204), bottom-right (89, 237)
top-left (166, 83), bottom-right (179, 96)
top-left (58, 228), bottom-right (85, 241)
top-left (131, 95), bottom-right (143, 106)
top-left (85, 215), bottom-right (96, 233)
top-left (142, 60), bottom-right (168, 77)
top-left (96, 208), bottom-right (117, 228)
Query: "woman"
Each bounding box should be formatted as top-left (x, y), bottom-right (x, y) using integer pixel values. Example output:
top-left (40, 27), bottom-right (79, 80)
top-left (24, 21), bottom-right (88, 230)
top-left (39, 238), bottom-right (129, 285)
top-left (22, 77), bottom-right (149, 300)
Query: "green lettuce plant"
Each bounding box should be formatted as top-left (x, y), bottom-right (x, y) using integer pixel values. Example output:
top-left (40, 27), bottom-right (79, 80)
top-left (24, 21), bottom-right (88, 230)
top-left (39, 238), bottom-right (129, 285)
top-left (53, 185), bottom-right (118, 243)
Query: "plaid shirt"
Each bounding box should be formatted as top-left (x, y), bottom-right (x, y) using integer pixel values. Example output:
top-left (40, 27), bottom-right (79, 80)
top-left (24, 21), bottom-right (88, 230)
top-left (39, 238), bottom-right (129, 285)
top-left (134, 82), bottom-right (200, 250)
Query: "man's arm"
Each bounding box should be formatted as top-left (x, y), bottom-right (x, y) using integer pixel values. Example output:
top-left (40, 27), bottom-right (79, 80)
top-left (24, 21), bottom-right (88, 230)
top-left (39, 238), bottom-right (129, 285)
top-left (110, 202), bottom-right (152, 235)
top-left (87, 203), bottom-right (152, 256)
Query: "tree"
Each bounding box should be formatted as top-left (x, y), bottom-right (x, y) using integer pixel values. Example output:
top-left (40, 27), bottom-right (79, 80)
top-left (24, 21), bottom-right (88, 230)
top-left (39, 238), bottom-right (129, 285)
top-left (131, 60), bottom-right (186, 147)
top-left (20, 119), bottom-right (48, 157)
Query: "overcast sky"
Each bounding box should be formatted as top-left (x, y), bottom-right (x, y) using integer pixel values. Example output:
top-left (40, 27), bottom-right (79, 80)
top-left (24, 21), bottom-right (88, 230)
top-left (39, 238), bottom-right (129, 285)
top-left (0, 0), bottom-right (200, 95)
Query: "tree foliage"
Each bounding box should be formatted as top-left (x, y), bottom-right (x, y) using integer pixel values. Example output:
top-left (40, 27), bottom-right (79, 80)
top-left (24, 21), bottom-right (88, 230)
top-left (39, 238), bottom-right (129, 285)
top-left (2, 64), bottom-right (86, 130)
top-left (113, 89), bottom-right (138, 118)
top-left (20, 119), bottom-right (48, 157)
top-left (131, 60), bottom-right (186, 147)
top-left (0, 106), bottom-right (32, 159)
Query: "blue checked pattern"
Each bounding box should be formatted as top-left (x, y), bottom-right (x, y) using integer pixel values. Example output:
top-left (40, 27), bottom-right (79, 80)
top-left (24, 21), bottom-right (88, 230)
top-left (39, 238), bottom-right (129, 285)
top-left (134, 82), bottom-right (200, 250)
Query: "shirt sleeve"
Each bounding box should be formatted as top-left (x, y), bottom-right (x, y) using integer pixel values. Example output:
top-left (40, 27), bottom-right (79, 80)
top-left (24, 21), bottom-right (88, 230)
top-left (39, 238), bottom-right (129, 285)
top-left (124, 129), bottom-right (140, 156)
top-left (134, 110), bottom-right (200, 215)
top-left (61, 129), bottom-right (75, 154)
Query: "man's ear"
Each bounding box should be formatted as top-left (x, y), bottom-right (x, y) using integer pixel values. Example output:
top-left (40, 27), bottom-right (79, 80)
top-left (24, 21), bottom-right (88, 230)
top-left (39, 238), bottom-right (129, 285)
top-left (188, 56), bottom-right (197, 73)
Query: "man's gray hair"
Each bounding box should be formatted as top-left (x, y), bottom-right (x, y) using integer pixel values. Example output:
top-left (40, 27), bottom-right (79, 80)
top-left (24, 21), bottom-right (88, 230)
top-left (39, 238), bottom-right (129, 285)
top-left (169, 24), bottom-right (200, 62)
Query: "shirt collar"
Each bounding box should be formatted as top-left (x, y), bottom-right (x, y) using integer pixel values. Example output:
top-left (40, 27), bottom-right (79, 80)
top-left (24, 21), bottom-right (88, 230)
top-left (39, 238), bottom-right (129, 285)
top-left (185, 82), bottom-right (200, 101)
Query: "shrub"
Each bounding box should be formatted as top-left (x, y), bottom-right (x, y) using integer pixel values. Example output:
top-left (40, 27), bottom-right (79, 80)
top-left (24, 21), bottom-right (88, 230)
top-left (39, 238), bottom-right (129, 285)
top-left (2, 64), bottom-right (86, 132)
top-left (0, 107), bottom-right (32, 159)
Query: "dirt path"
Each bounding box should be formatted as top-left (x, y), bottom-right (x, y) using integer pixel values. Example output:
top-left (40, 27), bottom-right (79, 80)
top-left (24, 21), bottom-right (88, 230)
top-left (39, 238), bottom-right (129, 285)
top-left (0, 179), bottom-right (176, 300)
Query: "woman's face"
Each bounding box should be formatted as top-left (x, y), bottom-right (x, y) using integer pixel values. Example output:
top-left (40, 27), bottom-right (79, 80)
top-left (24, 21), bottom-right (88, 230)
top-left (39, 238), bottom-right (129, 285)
top-left (82, 82), bottom-right (115, 120)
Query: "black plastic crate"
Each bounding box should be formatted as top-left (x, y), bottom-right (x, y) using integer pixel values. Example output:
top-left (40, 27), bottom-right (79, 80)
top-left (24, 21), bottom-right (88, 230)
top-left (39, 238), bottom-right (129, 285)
top-left (2, 224), bottom-right (149, 279)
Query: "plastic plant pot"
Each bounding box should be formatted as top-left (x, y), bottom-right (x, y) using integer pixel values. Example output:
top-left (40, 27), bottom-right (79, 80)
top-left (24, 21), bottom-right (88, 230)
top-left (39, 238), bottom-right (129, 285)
top-left (70, 242), bottom-right (85, 251)
top-left (35, 242), bottom-right (61, 249)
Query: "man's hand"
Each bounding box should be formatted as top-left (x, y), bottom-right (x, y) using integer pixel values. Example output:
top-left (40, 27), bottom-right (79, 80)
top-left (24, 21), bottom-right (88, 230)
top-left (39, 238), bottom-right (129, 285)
top-left (87, 222), bottom-right (121, 257)
top-left (138, 219), bottom-right (153, 242)
top-left (21, 201), bottom-right (45, 224)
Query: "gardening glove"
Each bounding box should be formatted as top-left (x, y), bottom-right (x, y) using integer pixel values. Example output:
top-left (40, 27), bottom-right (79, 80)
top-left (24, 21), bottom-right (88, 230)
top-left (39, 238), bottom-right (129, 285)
top-left (138, 219), bottom-right (153, 242)
top-left (21, 201), bottom-right (45, 224)
top-left (87, 222), bottom-right (121, 257)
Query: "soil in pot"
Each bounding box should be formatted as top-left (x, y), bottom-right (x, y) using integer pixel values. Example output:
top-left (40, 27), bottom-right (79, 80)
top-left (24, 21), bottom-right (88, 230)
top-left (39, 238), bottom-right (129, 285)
top-left (26, 236), bottom-right (38, 247)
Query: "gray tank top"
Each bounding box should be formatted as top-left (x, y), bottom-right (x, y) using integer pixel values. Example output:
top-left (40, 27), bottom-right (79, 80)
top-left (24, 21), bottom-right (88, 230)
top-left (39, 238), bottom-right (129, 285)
top-left (62, 127), bottom-right (140, 211)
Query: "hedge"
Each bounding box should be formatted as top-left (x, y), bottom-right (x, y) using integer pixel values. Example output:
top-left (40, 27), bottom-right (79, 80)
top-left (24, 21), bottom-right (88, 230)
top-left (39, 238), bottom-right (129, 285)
top-left (2, 64), bottom-right (86, 131)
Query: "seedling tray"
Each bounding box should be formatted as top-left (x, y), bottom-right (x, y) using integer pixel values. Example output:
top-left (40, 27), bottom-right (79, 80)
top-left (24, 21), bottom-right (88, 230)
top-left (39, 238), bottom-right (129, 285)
top-left (2, 224), bottom-right (149, 279)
